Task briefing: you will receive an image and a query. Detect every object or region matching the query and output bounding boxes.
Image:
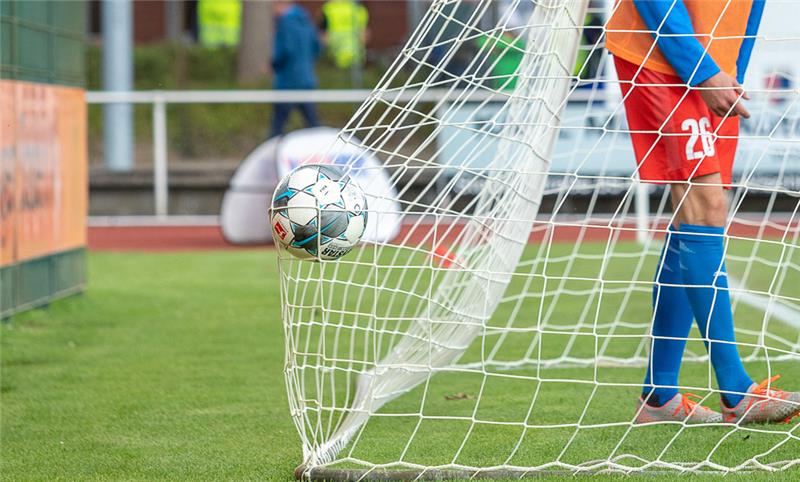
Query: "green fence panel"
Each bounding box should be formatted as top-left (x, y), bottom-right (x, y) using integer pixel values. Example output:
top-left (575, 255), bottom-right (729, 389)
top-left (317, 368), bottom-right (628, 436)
top-left (0, 264), bottom-right (16, 318)
top-left (16, 256), bottom-right (53, 311)
top-left (53, 249), bottom-right (87, 297)
top-left (0, 0), bottom-right (85, 86)
top-left (0, 249), bottom-right (87, 319)
top-left (0, 0), bottom-right (86, 318)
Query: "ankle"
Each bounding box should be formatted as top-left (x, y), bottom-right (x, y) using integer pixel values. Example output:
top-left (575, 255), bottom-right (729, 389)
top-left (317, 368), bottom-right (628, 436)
top-left (642, 390), bottom-right (676, 408)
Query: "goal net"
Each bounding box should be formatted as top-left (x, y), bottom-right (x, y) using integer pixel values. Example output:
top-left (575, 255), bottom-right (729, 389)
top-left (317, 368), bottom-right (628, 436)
top-left (279, 0), bottom-right (800, 478)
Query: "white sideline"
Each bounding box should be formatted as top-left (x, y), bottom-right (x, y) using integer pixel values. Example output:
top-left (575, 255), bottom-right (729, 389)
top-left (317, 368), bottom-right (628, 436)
top-left (729, 274), bottom-right (800, 329)
top-left (88, 215), bottom-right (220, 227)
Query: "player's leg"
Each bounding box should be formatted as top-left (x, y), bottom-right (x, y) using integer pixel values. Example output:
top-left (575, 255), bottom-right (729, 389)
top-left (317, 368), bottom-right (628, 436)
top-left (634, 224), bottom-right (724, 423)
top-left (641, 225), bottom-right (694, 407)
top-left (669, 175), bottom-right (727, 227)
top-left (670, 174), bottom-right (752, 407)
top-left (614, 56), bottom-right (718, 422)
top-left (298, 102), bottom-right (321, 129)
top-left (269, 102), bottom-right (292, 139)
top-left (673, 175), bottom-right (800, 423)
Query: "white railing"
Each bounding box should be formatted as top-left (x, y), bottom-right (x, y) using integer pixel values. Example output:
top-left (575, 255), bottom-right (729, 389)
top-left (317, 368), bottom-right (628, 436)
top-left (88, 89), bottom-right (376, 218)
top-left (85, 88), bottom-right (599, 218)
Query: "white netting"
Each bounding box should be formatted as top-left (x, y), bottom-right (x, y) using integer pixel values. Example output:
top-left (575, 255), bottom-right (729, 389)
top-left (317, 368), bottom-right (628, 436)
top-left (280, 0), bottom-right (800, 477)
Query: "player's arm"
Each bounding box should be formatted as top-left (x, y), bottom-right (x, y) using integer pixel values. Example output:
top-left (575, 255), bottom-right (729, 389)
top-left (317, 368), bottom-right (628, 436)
top-left (734, 0), bottom-right (765, 84)
top-left (632, 0), bottom-right (749, 118)
top-left (632, 0), bottom-right (719, 85)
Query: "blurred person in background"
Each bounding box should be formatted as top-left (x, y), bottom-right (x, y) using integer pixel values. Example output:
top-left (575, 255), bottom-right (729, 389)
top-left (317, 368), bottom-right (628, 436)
top-left (574, 1), bottom-right (605, 84)
top-left (197, 0), bottom-right (242, 47)
top-left (320, 0), bottom-right (369, 71)
top-left (474, 0), bottom-right (530, 92)
top-left (424, 0), bottom-right (477, 85)
top-left (269, 0), bottom-right (321, 139)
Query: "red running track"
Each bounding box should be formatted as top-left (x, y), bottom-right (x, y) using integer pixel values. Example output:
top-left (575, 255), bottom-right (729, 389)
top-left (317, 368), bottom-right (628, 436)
top-left (88, 219), bottom-right (796, 252)
top-left (88, 226), bottom-right (268, 252)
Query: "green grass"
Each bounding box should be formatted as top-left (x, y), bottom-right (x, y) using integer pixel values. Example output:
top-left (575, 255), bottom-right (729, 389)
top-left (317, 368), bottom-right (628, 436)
top-left (1, 251), bottom-right (295, 480)
top-left (1, 245), bottom-right (798, 480)
top-left (283, 239), bottom-right (800, 476)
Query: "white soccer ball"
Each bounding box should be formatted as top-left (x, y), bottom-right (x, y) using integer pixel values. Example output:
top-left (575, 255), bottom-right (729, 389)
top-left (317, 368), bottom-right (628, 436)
top-left (270, 164), bottom-right (368, 261)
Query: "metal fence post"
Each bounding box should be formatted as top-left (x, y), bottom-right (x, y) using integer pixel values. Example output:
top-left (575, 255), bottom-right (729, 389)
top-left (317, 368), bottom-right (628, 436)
top-left (102, 0), bottom-right (134, 171)
top-left (634, 178), bottom-right (650, 246)
top-left (153, 95), bottom-right (168, 217)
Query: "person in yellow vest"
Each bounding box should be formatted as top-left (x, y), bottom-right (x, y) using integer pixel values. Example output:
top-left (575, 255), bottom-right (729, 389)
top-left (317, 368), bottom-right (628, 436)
top-left (197, 0), bottom-right (242, 47)
top-left (320, 0), bottom-right (369, 69)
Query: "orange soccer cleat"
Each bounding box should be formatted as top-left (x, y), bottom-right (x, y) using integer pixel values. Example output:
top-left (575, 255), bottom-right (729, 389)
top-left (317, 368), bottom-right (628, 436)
top-left (721, 375), bottom-right (800, 425)
top-left (634, 393), bottom-right (722, 424)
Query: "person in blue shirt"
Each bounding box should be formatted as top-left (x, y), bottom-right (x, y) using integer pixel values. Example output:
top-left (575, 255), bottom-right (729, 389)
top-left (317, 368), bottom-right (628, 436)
top-left (269, 1), bottom-right (321, 139)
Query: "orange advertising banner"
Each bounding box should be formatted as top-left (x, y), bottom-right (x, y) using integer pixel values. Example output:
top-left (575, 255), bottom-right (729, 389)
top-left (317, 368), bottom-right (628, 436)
top-left (0, 80), bottom-right (87, 268)
top-left (0, 82), bottom-right (15, 267)
top-left (55, 87), bottom-right (88, 254)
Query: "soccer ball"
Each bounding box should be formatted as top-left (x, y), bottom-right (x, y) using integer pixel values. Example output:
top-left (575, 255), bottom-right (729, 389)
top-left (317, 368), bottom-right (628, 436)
top-left (270, 164), bottom-right (368, 261)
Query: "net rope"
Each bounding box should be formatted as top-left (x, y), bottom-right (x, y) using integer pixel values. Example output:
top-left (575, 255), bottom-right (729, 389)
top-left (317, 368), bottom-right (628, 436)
top-left (280, 0), bottom-right (800, 477)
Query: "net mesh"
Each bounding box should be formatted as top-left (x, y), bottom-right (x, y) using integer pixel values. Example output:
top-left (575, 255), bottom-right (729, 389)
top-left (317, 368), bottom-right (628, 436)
top-left (279, 0), bottom-right (800, 476)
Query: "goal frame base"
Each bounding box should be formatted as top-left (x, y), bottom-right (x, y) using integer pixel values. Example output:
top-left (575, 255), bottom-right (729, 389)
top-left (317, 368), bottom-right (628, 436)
top-left (294, 464), bottom-right (677, 481)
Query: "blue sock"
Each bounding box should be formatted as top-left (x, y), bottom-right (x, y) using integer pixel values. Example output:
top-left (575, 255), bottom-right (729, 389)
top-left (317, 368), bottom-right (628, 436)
top-left (642, 226), bottom-right (695, 407)
top-left (678, 224), bottom-right (753, 408)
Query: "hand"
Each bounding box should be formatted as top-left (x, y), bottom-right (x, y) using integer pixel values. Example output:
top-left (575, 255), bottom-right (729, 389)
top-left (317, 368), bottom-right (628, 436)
top-left (696, 71), bottom-right (750, 119)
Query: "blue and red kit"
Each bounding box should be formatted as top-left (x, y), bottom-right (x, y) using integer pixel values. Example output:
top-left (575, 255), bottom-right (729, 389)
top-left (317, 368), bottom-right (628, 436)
top-left (606, 0), bottom-right (765, 185)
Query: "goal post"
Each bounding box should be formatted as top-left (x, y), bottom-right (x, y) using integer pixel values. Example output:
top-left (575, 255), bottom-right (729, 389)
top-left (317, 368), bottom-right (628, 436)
top-left (280, 1), bottom-right (800, 479)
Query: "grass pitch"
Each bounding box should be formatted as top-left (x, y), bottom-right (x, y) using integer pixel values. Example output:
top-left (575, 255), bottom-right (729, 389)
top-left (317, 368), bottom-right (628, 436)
top-left (1, 248), bottom-right (798, 480)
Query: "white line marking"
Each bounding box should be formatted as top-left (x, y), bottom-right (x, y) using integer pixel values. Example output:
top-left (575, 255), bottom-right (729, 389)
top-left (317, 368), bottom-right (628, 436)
top-left (88, 215), bottom-right (220, 227)
top-left (729, 275), bottom-right (800, 329)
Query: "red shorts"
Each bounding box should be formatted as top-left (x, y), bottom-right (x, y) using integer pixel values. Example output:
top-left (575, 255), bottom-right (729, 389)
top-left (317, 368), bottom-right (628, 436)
top-left (614, 56), bottom-right (738, 186)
